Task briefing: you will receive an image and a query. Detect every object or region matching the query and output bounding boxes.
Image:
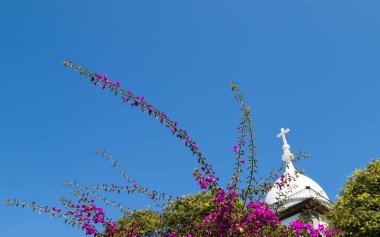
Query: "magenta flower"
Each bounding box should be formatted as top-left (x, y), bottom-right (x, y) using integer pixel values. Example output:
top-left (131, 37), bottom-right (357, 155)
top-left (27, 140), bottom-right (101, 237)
top-left (104, 75), bottom-right (110, 84)
top-left (233, 145), bottom-right (238, 153)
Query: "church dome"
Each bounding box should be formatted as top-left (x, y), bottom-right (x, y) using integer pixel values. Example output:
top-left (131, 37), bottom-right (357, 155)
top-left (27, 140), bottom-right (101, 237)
top-left (265, 128), bottom-right (330, 210)
top-left (265, 162), bottom-right (330, 208)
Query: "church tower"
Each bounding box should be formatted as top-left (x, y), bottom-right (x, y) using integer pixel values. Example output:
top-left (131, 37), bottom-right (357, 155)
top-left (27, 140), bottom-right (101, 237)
top-left (265, 128), bottom-right (331, 227)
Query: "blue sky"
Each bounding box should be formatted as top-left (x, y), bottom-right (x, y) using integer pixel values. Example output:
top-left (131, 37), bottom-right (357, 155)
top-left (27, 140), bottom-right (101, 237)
top-left (1, 0), bottom-right (379, 236)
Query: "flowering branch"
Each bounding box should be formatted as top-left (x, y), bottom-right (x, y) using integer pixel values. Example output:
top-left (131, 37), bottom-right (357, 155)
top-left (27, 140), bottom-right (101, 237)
top-left (229, 118), bottom-right (248, 189)
top-left (229, 85), bottom-right (250, 190)
top-left (5, 199), bottom-right (84, 230)
top-left (6, 194), bottom-right (119, 236)
top-left (230, 83), bottom-right (259, 205)
top-left (62, 60), bottom-right (218, 189)
top-left (64, 182), bottom-right (133, 215)
top-left (57, 195), bottom-right (117, 236)
top-left (94, 150), bottom-right (172, 205)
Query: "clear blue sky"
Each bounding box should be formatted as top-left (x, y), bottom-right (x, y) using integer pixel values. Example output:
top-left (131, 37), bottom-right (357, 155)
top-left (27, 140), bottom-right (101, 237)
top-left (1, 1), bottom-right (379, 236)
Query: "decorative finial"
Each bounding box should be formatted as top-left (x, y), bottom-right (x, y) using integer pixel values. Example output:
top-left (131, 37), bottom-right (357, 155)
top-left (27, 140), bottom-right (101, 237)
top-left (276, 128), bottom-right (294, 162)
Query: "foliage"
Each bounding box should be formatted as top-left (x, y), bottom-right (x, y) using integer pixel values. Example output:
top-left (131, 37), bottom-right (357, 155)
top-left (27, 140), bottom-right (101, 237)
top-left (116, 209), bottom-right (161, 236)
top-left (5, 61), bottom-right (341, 237)
top-left (111, 191), bottom-right (215, 236)
top-left (161, 191), bottom-right (216, 233)
top-left (326, 159), bottom-right (380, 237)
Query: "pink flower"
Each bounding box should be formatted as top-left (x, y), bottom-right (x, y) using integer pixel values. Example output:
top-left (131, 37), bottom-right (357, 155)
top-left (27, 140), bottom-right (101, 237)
top-left (233, 145), bottom-right (238, 153)
top-left (104, 75), bottom-right (110, 84)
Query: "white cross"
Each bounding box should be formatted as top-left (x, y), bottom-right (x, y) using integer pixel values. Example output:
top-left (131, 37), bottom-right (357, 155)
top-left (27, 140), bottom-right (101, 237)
top-left (276, 128), bottom-right (290, 146)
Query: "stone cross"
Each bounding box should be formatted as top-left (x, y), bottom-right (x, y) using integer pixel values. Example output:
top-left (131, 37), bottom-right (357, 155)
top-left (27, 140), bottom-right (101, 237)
top-left (276, 128), bottom-right (293, 162)
top-left (276, 128), bottom-right (290, 146)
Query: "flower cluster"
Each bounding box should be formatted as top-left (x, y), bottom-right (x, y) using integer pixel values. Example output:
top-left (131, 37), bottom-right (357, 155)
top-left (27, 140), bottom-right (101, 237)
top-left (191, 189), bottom-right (280, 236)
top-left (193, 168), bottom-right (218, 189)
top-left (52, 194), bottom-right (120, 236)
top-left (290, 221), bottom-right (339, 237)
top-left (59, 197), bottom-right (108, 235)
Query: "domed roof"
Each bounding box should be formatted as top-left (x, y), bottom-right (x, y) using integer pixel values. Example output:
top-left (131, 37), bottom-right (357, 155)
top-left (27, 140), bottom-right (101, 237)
top-left (265, 162), bottom-right (330, 208)
top-left (265, 128), bottom-right (330, 210)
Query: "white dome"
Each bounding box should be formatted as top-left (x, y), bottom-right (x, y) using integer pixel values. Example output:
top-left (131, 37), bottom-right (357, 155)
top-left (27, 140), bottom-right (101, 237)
top-left (265, 162), bottom-right (329, 209)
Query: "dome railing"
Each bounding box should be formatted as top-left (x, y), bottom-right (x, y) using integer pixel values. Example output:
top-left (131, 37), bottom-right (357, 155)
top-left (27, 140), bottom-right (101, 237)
top-left (271, 187), bottom-right (332, 211)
